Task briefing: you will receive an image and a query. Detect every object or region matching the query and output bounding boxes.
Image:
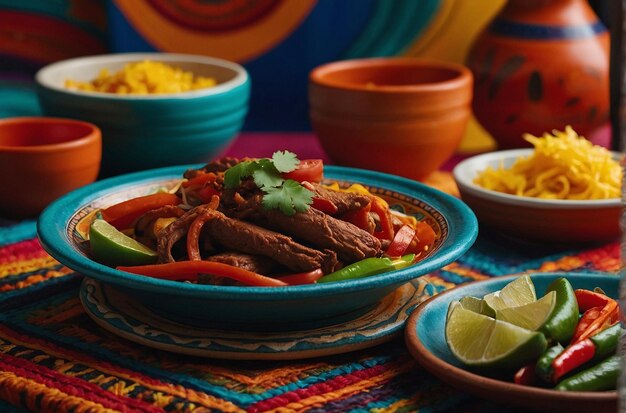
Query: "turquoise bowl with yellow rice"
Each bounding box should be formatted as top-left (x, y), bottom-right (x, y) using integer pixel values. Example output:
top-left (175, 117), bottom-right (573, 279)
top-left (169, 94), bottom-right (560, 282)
top-left (35, 53), bottom-right (250, 177)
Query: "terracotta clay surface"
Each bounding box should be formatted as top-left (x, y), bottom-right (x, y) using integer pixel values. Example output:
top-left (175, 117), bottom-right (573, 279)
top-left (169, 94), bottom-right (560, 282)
top-left (0, 117), bottom-right (101, 217)
top-left (309, 58), bottom-right (473, 181)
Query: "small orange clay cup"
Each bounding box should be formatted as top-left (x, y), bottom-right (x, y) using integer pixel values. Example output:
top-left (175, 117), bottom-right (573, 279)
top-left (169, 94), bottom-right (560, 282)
top-left (0, 117), bottom-right (101, 217)
top-left (309, 58), bottom-right (473, 180)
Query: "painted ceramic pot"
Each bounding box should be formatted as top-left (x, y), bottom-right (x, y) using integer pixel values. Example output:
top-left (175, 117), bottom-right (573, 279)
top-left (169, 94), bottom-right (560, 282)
top-left (467, 0), bottom-right (609, 149)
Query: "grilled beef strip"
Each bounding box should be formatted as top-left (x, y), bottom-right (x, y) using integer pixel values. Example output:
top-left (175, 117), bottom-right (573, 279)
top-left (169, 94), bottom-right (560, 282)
top-left (157, 205), bottom-right (338, 273)
top-left (198, 208), bottom-right (338, 273)
top-left (205, 252), bottom-right (278, 275)
top-left (183, 157), bottom-right (242, 179)
top-left (235, 196), bottom-right (382, 263)
top-left (157, 206), bottom-right (214, 263)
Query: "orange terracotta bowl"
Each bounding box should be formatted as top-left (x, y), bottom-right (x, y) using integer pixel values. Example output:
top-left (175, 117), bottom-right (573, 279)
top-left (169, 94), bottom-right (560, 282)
top-left (309, 58), bottom-right (473, 181)
top-left (0, 117), bottom-right (101, 218)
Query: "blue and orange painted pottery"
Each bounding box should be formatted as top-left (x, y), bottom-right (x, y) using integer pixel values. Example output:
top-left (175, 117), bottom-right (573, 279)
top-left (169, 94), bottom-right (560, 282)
top-left (37, 164), bottom-right (478, 331)
top-left (467, 0), bottom-right (609, 149)
top-left (36, 53), bottom-right (250, 177)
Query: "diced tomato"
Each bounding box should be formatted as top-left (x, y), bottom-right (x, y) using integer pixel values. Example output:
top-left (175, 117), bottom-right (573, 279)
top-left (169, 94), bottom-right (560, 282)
top-left (283, 159), bottom-right (324, 183)
top-left (386, 225), bottom-right (416, 257)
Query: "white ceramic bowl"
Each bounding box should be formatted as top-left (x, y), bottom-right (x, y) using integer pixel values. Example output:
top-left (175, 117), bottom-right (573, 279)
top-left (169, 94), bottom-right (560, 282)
top-left (453, 149), bottom-right (622, 243)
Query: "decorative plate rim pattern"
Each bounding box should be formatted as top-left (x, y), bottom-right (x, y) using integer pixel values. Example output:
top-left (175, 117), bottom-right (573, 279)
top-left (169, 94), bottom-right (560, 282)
top-left (81, 277), bottom-right (434, 360)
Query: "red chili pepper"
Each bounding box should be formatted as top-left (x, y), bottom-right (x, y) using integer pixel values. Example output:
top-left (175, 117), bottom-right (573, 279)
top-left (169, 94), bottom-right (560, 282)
top-left (117, 261), bottom-right (288, 287)
top-left (341, 204), bottom-right (372, 233)
top-left (575, 289), bottom-right (611, 312)
top-left (101, 193), bottom-right (181, 230)
top-left (552, 339), bottom-right (596, 382)
top-left (386, 225), bottom-right (416, 257)
top-left (514, 364), bottom-right (537, 385)
top-left (370, 196), bottom-right (394, 241)
top-left (575, 300), bottom-right (618, 342)
top-left (311, 197), bottom-right (339, 215)
top-left (571, 307), bottom-right (602, 343)
top-left (277, 269), bottom-right (324, 285)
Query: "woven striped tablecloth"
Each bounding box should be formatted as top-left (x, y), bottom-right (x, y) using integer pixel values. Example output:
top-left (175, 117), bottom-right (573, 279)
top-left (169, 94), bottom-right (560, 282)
top-left (0, 220), bottom-right (619, 413)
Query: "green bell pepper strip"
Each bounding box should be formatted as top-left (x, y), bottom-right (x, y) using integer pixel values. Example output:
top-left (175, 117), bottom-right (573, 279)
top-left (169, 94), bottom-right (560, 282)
top-left (551, 323), bottom-right (623, 382)
top-left (554, 355), bottom-right (620, 392)
top-left (316, 254), bottom-right (415, 284)
top-left (535, 343), bottom-right (564, 383)
top-left (540, 277), bottom-right (579, 345)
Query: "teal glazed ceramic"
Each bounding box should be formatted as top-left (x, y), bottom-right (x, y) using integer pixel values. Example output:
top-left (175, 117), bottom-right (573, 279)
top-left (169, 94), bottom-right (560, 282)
top-left (405, 272), bottom-right (618, 413)
top-left (35, 53), bottom-right (249, 176)
top-left (38, 164), bottom-right (478, 330)
top-left (80, 277), bottom-right (434, 360)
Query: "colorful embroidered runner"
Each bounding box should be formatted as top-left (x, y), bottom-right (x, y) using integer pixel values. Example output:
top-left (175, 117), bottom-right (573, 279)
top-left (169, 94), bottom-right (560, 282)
top-left (0, 221), bottom-right (620, 412)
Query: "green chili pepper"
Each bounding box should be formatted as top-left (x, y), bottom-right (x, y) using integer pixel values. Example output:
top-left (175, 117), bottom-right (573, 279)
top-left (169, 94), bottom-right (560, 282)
top-left (554, 355), bottom-right (620, 392)
top-left (589, 323), bottom-right (622, 361)
top-left (535, 343), bottom-right (564, 382)
top-left (540, 277), bottom-right (579, 345)
top-left (317, 254), bottom-right (415, 284)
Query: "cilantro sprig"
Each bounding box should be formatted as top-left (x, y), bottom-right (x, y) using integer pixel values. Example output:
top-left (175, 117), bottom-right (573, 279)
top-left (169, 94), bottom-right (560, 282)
top-left (224, 151), bottom-right (314, 216)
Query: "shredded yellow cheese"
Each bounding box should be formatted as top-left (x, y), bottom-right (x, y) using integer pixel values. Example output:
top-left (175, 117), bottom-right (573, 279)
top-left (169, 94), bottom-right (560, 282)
top-left (474, 126), bottom-right (622, 200)
top-left (65, 60), bottom-right (217, 94)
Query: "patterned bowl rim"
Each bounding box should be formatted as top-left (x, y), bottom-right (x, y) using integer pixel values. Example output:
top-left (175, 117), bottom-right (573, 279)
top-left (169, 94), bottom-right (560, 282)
top-left (37, 164), bottom-right (478, 300)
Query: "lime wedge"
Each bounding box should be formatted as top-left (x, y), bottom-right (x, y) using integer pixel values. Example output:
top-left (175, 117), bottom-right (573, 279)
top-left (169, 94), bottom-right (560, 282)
top-left (89, 219), bottom-right (157, 266)
top-left (459, 296), bottom-right (496, 318)
top-left (495, 290), bottom-right (556, 331)
top-left (483, 275), bottom-right (536, 310)
top-left (446, 302), bottom-right (547, 369)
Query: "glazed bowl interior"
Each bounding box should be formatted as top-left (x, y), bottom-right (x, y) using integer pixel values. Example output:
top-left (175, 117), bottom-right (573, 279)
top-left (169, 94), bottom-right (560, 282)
top-left (453, 149), bottom-right (622, 244)
top-left (38, 164), bottom-right (478, 331)
top-left (0, 117), bottom-right (97, 148)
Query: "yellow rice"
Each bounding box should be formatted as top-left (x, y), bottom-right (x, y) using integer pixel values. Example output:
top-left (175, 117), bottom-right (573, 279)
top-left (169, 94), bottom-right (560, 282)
top-left (65, 60), bottom-right (217, 94)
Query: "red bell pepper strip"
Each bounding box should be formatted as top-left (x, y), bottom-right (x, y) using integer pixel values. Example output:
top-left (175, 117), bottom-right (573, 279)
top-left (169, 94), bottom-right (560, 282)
top-left (311, 197), bottom-right (339, 215)
top-left (101, 193), bottom-right (181, 231)
top-left (186, 197), bottom-right (220, 261)
top-left (277, 269), bottom-right (324, 285)
top-left (370, 196), bottom-right (394, 241)
top-left (182, 172), bottom-right (217, 189)
top-left (386, 225), bottom-right (416, 257)
top-left (409, 221), bottom-right (437, 255)
top-left (552, 339), bottom-right (596, 382)
top-left (514, 364), bottom-right (537, 386)
top-left (341, 204), bottom-right (373, 233)
top-left (117, 261), bottom-right (288, 287)
top-left (575, 289), bottom-right (611, 312)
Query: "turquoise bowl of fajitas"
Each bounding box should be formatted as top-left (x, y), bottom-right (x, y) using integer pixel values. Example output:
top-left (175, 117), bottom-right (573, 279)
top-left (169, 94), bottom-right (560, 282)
top-left (38, 152), bottom-right (477, 331)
